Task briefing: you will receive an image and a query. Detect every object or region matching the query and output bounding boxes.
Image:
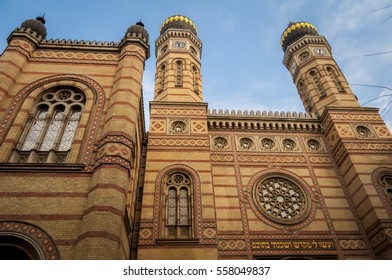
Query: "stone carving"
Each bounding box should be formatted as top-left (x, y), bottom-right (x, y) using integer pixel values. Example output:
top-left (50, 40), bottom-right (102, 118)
top-left (239, 137), bottom-right (254, 150)
top-left (282, 139), bottom-right (296, 151)
top-left (213, 137), bottom-right (228, 149)
top-left (356, 125), bottom-right (371, 138)
top-left (260, 138), bottom-right (275, 150)
top-left (167, 119), bottom-right (189, 134)
top-left (307, 139), bottom-right (321, 151)
top-left (253, 177), bottom-right (309, 224)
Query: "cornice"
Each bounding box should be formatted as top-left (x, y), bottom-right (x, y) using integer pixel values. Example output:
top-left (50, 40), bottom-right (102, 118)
top-left (282, 35), bottom-right (331, 66)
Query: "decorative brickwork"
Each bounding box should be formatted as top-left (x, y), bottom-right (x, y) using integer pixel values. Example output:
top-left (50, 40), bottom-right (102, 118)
top-left (0, 221), bottom-right (60, 260)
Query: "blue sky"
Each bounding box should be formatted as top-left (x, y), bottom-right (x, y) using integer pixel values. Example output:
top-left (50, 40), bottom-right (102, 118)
top-left (1, 0), bottom-right (392, 129)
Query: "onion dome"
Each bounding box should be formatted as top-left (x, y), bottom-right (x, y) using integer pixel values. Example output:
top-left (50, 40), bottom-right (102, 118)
top-left (125, 21), bottom-right (149, 42)
top-left (160, 15), bottom-right (197, 35)
top-left (21, 16), bottom-right (47, 39)
top-left (280, 21), bottom-right (318, 52)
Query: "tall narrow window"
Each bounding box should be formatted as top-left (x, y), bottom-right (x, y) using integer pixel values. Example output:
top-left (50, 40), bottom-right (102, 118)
top-left (59, 107), bottom-right (82, 151)
top-left (164, 172), bottom-right (192, 239)
top-left (157, 64), bottom-right (165, 92)
top-left (11, 88), bottom-right (85, 163)
top-left (309, 69), bottom-right (326, 97)
top-left (326, 66), bottom-right (345, 92)
top-left (297, 80), bottom-right (311, 113)
top-left (20, 106), bottom-right (48, 151)
top-left (175, 60), bottom-right (183, 87)
top-left (191, 66), bottom-right (199, 93)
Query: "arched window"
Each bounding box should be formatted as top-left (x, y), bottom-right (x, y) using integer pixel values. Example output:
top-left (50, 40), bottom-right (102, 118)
top-left (163, 172), bottom-right (192, 239)
top-left (297, 80), bottom-right (311, 113)
top-left (379, 173), bottom-right (392, 204)
top-left (191, 66), bottom-right (199, 93)
top-left (10, 88), bottom-right (85, 163)
top-left (175, 60), bottom-right (183, 87)
top-left (309, 69), bottom-right (326, 97)
top-left (326, 66), bottom-right (345, 92)
top-left (157, 64), bottom-right (166, 92)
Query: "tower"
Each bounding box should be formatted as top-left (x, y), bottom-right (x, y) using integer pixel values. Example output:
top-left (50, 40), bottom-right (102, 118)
top-left (154, 15), bottom-right (203, 102)
top-left (282, 22), bottom-right (392, 259)
top-left (0, 16), bottom-right (150, 259)
top-left (138, 16), bottom-right (217, 259)
top-left (281, 22), bottom-right (360, 116)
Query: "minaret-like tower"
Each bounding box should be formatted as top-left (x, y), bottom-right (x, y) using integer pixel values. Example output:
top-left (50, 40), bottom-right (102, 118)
top-left (282, 22), bottom-right (392, 259)
top-left (154, 15), bottom-right (203, 102)
top-left (281, 22), bottom-right (360, 116)
top-left (139, 16), bottom-right (217, 259)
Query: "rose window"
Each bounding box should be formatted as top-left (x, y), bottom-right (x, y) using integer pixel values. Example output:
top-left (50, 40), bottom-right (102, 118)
top-left (307, 139), bottom-right (320, 151)
top-left (356, 126), bottom-right (371, 137)
top-left (171, 121), bottom-right (186, 133)
top-left (282, 139), bottom-right (296, 151)
top-left (214, 137), bottom-right (228, 149)
top-left (239, 138), bottom-right (253, 150)
top-left (253, 177), bottom-right (309, 224)
top-left (261, 138), bottom-right (275, 150)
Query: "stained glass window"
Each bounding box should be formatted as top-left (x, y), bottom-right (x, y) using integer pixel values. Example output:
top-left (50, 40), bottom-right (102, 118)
top-left (14, 88), bottom-right (85, 163)
top-left (40, 108), bottom-right (64, 151)
top-left (21, 108), bottom-right (48, 151)
top-left (59, 109), bottom-right (81, 151)
top-left (167, 188), bottom-right (177, 226)
top-left (179, 188), bottom-right (189, 225)
top-left (164, 172), bottom-right (192, 239)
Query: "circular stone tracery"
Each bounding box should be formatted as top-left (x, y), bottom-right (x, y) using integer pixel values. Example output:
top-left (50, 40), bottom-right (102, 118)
top-left (253, 176), bottom-right (310, 224)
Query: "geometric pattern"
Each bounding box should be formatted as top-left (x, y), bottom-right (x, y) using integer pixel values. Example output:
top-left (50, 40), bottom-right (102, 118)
top-left (192, 121), bottom-right (207, 133)
top-left (202, 227), bottom-right (217, 239)
top-left (0, 221), bottom-right (60, 260)
top-left (150, 120), bottom-right (166, 133)
top-left (336, 124), bottom-right (354, 137)
top-left (338, 239), bottom-right (367, 250)
top-left (373, 124), bottom-right (391, 137)
top-left (139, 228), bottom-right (153, 240)
top-left (218, 239), bottom-right (246, 251)
top-left (370, 228), bottom-right (392, 248)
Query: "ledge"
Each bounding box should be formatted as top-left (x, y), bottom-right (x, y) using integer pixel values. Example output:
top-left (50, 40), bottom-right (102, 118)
top-left (156, 238), bottom-right (200, 245)
top-left (0, 163), bottom-right (85, 173)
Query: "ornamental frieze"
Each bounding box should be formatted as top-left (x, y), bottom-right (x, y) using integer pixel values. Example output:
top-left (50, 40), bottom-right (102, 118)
top-left (152, 108), bottom-right (205, 116)
top-left (148, 138), bottom-right (209, 148)
top-left (238, 155), bottom-right (306, 163)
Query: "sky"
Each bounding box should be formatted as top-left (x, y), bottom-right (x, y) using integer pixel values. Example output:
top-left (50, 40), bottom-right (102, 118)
top-left (1, 0), bottom-right (392, 129)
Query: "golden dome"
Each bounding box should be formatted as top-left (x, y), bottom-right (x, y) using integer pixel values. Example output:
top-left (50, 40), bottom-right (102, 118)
top-left (160, 15), bottom-right (197, 35)
top-left (280, 21), bottom-right (318, 52)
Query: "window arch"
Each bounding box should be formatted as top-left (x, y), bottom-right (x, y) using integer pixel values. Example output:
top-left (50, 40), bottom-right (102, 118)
top-left (0, 221), bottom-right (60, 260)
top-left (10, 87), bottom-right (85, 163)
top-left (175, 60), bottom-right (183, 87)
top-left (191, 65), bottom-right (200, 93)
top-left (157, 64), bottom-right (166, 92)
top-left (325, 66), bottom-right (345, 92)
top-left (309, 69), bottom-right (326, 97)
top-left (297, 80), bottom-right (311, 113)
top-left (163, 171), bottom-right (193, 239)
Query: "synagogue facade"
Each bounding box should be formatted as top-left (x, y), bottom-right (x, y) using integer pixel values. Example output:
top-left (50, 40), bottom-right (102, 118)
top-left (0, 15), bottom-right (391, 260)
